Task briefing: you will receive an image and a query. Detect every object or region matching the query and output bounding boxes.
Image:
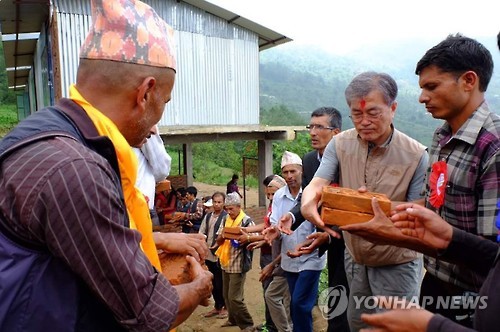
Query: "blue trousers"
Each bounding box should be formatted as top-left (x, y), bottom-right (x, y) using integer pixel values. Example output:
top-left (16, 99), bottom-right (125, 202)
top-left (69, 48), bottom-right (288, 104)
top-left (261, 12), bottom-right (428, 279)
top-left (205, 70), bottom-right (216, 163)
top-left (285, 270), bottom-right (321, 332)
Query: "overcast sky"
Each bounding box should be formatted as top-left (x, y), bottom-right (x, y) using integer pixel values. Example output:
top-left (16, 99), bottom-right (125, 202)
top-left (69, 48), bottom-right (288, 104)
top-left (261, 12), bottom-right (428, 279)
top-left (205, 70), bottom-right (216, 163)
top-left (208, 0), bottom-right (499, 55)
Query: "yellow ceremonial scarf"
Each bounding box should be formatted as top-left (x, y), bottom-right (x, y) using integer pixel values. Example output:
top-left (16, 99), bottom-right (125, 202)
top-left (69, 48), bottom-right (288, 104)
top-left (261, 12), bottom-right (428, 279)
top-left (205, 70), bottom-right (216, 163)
top-left (69, 85), bottom-right (161, 271)
top-left (215, 210), bottom-right (246, 268)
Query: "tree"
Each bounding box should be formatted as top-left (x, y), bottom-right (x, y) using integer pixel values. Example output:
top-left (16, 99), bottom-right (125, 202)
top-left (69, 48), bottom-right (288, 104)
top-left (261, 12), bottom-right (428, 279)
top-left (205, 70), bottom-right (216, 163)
top-left (0, 41), bottom-right (16, 104)
top-left (260, 104), bottom-right (307, 126)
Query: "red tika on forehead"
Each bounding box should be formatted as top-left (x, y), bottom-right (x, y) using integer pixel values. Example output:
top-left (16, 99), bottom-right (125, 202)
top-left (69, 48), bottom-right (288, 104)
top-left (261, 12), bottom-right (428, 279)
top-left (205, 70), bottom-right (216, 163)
top-left (80, 0), bottom-right (177, 70)
top-left (360, 99), bottom-right (366, 110)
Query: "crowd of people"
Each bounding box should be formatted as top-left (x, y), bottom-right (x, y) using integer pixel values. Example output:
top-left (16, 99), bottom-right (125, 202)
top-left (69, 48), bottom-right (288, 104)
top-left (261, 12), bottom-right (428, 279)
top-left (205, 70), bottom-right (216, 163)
top-left (0, 0), bottom-right (499, 331)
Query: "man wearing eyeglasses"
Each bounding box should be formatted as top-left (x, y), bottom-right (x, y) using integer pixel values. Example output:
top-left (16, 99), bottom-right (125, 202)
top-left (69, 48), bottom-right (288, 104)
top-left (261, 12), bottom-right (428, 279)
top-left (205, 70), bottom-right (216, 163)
top-left (276, 107), bottom-right (348, 332)
top-left (301, 71), bottom-right (429, 331)
top-left (303, 109), bottom-right (342, 183)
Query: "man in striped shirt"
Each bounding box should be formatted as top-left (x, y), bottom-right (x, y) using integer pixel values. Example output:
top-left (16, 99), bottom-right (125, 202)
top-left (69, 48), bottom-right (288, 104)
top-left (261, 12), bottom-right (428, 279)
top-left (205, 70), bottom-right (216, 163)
top-left (0, 0), bottom-right (212, 331)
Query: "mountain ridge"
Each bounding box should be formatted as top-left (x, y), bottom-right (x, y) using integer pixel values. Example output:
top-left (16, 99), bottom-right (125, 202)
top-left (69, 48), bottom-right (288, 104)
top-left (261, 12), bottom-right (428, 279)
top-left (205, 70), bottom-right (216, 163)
top-left (259, 37), bottom-right (500, 147)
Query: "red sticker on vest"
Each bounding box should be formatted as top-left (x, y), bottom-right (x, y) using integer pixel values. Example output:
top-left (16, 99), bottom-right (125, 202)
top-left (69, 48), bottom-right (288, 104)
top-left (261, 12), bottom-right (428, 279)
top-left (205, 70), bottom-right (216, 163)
top-left (429, 160), bottom-right (447, 209)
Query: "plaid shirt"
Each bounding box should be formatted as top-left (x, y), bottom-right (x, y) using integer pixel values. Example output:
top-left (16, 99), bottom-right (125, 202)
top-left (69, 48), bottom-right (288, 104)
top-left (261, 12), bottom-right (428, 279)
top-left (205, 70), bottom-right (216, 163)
top-left (424, 103), bottom-right (500, 291)
top-left (185, 199), bottom-right (204, 221)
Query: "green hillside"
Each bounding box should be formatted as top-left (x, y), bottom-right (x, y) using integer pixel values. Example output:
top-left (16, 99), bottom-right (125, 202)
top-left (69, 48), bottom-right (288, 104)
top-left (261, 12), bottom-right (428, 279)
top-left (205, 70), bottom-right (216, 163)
top-left (2, 36), bottom-right (499, 166)
top-left (259, 40), bottom-right (500, 148)
top-left (0, 41), bottom-right (17, 137)
top-left (258, 45), bottom-right (441, 148)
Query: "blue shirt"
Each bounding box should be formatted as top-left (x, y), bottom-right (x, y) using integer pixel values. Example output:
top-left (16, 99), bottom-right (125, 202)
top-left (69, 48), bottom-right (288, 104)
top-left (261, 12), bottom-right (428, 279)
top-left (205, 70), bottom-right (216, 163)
top-left (270, 186), bottom-right (326, 273)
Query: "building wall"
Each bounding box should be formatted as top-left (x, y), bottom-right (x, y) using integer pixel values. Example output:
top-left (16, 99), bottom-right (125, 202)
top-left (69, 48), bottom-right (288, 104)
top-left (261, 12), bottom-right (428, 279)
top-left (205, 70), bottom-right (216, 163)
top-left (27, 69), bottom-right (36, 117)
top-left (50, 0), bottom-right (260, 126)
top-left (32, 24), bottom-right (53, 110)
top-left (167, 175), bottom-right (188, 191)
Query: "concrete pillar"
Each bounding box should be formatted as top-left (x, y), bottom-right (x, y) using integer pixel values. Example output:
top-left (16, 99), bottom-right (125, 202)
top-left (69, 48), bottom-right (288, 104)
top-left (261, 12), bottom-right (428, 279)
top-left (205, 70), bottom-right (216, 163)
top-left (184, 143), bottom-right (194, 186)
top-left (258, 139), bottom-right (273, 207)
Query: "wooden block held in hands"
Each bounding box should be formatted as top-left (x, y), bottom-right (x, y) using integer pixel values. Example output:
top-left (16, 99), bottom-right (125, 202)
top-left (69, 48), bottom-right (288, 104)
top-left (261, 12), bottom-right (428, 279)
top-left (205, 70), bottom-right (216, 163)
top-left (321, 207), bottom-right (374, 226)
top-left (160, 253), bottom-right (193, 285)
top-left (321, 186), bottom-right (391, 226)
top-left (222, 227), bottom-right (241, 240)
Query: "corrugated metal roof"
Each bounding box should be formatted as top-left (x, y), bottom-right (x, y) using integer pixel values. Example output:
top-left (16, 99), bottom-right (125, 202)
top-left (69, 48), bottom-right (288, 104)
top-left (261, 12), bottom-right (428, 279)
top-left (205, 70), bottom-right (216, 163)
top-left (48, 0), bottom-right (262, 125)
top-left (0, 0), bottom-right (292, 89)
top-left (180, 0), bottom-right (291, 50)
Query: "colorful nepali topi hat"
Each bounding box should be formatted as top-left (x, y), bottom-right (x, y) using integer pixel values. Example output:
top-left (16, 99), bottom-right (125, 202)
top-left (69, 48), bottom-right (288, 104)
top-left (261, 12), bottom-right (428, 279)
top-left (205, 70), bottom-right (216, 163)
top-left (281, 151), bottom-right (302, 169)
top-left (225, 192), bottom-right (241, 206)
top-left (80, 0), bottom-right (176, 70)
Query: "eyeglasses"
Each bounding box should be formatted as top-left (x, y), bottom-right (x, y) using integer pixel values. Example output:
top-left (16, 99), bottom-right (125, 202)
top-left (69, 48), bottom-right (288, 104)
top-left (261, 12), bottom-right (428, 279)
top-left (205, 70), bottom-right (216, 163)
top-left (306, 124), bottom-right (335, 131)
top-left (349, 111), bottom-right (383, 123)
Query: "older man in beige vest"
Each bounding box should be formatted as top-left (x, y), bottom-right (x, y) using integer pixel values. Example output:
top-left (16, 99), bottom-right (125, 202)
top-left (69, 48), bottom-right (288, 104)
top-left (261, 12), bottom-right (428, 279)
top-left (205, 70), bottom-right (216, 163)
top-left (301, 71), bottom-right (429, 331)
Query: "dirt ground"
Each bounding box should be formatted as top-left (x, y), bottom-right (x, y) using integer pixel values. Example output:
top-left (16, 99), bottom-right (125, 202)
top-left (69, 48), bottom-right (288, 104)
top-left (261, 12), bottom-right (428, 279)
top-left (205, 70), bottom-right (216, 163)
top-left (176, 183), bottom-right (328, 332)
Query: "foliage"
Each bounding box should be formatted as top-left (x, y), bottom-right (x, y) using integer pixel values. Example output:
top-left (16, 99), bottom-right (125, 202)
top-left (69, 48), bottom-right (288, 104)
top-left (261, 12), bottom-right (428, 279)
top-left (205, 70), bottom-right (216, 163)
top-left (0, 42), bottom-right (18, 138)
top-left (0, 42), bottom-right (16, 104)
top-left (3, 38), bottom-right (497, 182)
top-left (193, 158), bottom-right (235, 185)
top-left (259, 43), bottom-right (500, 148)
top-left (260, 61), bottom-right (350, 117)
top-left (260, 104), bottom-right (307, 126)
top-left (259, 49), bottom-right (442, 147)
top-left (193, 141), bottom-right (244, 172)
top-left (318, 267), bottom-right (329, 298)
top-left (181, 41), bottom-right (454, 180)
top-left (166, 103), bottom-right (315, 184)
top-left (260, 104), bottom-right (318, 174)
top-left (0, 104), bottom-right (17, 137)
top-left (167, 143), bottom-right (260, 188)
top-left (271, 132), bottom-right (311, 174)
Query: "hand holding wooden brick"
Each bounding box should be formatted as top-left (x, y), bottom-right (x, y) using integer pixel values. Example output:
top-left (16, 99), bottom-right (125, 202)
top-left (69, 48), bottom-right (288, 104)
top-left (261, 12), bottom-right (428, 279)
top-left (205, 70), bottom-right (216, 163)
top-left (222, 227), bottom-right (242, 240)
top-left (321, 186), bottom-right (391, 226)
top-left (160, 253), bottom-right (194, 285)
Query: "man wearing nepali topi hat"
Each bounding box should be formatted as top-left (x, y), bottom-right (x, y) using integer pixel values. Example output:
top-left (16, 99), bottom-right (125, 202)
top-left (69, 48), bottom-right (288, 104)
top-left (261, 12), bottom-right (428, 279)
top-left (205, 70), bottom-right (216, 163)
top-left (0, 0), bottom-right (212, 331)
top-left (264, 150), bottom-right (327, 332)
top-left (215, 192), bottom-right (257, 331)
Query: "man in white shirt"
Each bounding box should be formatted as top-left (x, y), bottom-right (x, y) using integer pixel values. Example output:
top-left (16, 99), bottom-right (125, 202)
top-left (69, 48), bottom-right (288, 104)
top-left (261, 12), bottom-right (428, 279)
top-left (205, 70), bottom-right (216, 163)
top-left (133, 124), bottom-right (172, 225)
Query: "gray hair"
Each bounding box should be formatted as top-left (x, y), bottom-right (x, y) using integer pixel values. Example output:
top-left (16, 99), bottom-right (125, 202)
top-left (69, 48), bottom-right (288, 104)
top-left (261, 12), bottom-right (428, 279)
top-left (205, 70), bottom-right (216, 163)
top-left (344, 71), bottom-right (398, 107)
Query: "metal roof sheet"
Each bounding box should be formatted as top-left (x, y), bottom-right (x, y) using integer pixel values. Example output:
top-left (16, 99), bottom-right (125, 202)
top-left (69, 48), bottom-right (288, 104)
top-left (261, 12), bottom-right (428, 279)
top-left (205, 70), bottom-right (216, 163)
top-left (0, 0), bottom-right (291, 89)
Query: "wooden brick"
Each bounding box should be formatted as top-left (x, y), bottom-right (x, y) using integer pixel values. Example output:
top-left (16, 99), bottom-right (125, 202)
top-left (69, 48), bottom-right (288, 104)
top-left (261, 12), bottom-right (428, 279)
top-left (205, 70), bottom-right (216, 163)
top-left (160, 253), bottom-right (193, 285)
top-left (321, 186), bottom-right (391, 215)
top-left (222, 226), bottom-right (241, 240)
top-left (321, 207), bottom-right (374, 226)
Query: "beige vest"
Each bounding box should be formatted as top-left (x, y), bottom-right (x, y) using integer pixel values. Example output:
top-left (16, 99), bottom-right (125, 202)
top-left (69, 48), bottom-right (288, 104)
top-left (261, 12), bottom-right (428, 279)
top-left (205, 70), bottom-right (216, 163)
top-left (335, 128), bottom-right (425, 266)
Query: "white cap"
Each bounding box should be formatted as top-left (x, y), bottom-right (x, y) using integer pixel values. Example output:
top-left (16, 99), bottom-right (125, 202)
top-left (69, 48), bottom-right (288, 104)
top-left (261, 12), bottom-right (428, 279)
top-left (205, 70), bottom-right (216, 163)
top-left (281, 151), bottom-right (302, 169)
